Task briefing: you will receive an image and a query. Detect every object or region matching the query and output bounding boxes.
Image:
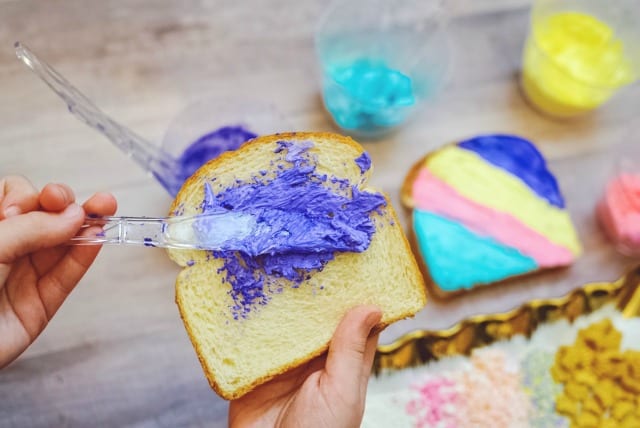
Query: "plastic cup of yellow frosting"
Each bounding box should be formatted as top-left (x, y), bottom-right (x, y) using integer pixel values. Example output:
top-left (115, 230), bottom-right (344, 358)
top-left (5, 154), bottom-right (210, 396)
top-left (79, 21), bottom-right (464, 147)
top-left (521, 0), bottom-right (639, 118)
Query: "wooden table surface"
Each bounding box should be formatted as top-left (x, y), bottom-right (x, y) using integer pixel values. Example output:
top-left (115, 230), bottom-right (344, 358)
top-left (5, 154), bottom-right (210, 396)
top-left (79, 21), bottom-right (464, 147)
top-left (1, 0), bottom-right (638, 426)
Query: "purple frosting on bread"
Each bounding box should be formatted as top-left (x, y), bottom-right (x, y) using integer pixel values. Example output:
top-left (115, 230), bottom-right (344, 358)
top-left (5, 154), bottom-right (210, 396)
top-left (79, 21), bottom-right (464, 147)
top-left (355, 152), bottom-right (372, 174)
top-left (198, 140), bottom-right (386, 317)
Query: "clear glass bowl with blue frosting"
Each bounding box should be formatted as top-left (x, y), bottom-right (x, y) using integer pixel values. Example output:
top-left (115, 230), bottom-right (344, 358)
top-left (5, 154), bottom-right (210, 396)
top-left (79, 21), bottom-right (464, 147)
top-left (315, 0), bottom-right (450, 138)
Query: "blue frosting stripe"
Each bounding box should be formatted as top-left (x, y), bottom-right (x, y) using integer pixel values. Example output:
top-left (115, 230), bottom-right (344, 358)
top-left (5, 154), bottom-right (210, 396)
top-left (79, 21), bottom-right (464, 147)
top-left (457, 134), bottom-right (565, 208)
top-left (413, 210), bottom-right (539, 291)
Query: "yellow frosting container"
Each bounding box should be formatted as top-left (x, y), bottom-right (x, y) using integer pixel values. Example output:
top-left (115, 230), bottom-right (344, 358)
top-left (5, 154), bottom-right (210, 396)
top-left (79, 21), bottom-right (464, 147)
top-left (521, 2), bottom-right (638, 118)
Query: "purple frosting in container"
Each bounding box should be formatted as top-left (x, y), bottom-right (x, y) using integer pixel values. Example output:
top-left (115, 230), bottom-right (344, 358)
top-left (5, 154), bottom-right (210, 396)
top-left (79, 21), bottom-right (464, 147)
top-left (178, 125), bottom-right (258, 182)
top-left (194, 141), bottom-right (386, 318)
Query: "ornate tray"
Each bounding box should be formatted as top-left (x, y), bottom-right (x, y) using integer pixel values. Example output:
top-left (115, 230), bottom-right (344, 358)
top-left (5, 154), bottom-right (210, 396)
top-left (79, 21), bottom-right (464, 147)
top-left (373, 264), bottom-right (640, 375)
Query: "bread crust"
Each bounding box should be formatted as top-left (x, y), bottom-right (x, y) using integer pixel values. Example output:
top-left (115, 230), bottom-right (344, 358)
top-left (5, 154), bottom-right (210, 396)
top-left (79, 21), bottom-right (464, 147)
top-left (171, 131), bottom-right (426, 399)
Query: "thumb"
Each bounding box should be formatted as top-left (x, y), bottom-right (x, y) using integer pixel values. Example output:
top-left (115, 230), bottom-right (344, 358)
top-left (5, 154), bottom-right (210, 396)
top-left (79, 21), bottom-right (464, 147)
top-left (0, 203), bottom-right (84, 264)
top-left (324, 305), bottom-right (382, 398)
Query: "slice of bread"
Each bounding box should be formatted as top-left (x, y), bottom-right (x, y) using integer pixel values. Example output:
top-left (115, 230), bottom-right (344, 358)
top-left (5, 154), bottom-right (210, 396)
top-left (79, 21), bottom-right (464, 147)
top-left (401, 134), bottom-right (581, 299)
top-left (167, 132), bottom-right (426, 400)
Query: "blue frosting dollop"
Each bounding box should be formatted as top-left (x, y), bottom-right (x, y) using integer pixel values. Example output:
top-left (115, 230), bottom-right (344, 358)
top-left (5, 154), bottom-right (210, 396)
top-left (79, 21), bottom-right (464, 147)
top-left (323, 59), bottom-right (415, 132)
top-left (197, 140), bottom-right (386, 318)
top-left (457, 134), bottom-right (565, 208)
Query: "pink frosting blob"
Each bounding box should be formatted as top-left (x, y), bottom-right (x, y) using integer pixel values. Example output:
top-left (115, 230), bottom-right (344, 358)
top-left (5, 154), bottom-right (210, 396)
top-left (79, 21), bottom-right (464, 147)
top-left (597, 173), bottom-right (640, 255)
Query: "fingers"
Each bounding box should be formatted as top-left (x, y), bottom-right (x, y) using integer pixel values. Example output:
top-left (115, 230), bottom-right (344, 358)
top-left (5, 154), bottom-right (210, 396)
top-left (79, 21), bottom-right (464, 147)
top-left (37, 192), bottom-right (116, 318)
top-left (0, 175), bottom-right (39, 219)
top-left (325, 305), bottom-right (382, 399)
top-left (82, 192), bottom-right (117, 216)
top-left (39, 183), bottom-right (76, 212)
top-left (0, 204), bottom-right (85, 264)
top-left (29, 192), bottom-right (118, 276)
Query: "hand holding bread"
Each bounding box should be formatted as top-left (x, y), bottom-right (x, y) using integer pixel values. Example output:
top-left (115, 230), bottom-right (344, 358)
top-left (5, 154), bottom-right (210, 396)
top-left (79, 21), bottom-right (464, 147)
top-left (229, 305), bottom-right (381, 428)
top-left (168, 132), bottom-right (426, 399)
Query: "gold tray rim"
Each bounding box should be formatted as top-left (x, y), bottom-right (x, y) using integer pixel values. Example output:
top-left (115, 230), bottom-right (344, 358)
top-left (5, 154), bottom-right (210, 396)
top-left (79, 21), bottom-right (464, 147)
top-left (373, 264), bottom-right (640, 375)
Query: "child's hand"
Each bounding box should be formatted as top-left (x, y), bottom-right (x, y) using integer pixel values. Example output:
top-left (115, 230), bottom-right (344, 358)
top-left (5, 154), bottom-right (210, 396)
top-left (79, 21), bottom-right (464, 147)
top-left (0, 175), bottom-right (116, 368)
top-left (229, 305), bottom-right (381, 428)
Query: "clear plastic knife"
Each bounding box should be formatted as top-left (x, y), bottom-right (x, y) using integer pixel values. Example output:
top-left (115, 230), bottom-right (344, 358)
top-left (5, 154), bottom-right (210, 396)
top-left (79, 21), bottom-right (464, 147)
top-left (71, 213), bottom-right (257, 251)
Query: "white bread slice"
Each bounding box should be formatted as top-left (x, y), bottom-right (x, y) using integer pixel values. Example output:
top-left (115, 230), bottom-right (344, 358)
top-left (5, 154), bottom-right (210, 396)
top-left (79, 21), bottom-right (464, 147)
top-left (167, 132), bottom-right (426, 400)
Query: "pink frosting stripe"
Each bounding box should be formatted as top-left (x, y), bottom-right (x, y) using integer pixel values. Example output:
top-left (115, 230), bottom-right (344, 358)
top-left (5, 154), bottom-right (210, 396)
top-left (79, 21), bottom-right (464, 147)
top-left (412, 168), bottom-right (574, 267)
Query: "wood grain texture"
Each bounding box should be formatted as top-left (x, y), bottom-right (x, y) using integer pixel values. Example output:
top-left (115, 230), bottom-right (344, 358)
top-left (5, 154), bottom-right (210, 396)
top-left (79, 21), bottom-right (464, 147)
top-left (0, 0), bottom-right (638, 426)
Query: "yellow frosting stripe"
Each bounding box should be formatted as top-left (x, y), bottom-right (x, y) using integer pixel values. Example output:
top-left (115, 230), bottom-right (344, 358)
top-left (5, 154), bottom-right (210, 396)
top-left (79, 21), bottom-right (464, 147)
top-left (425, 146), bottom-right (582, 255)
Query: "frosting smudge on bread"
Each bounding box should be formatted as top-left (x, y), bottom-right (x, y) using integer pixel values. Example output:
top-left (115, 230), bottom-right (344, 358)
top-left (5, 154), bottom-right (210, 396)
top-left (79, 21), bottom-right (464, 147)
top-left (355, 152), bottom-right (372, 174)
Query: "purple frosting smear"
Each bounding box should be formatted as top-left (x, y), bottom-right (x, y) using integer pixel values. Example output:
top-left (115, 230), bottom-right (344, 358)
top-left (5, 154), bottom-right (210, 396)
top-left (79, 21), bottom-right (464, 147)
top-left (196, 140), bottom-right (386, 318)
top-left (355, 152), bottom-right (372, 174)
